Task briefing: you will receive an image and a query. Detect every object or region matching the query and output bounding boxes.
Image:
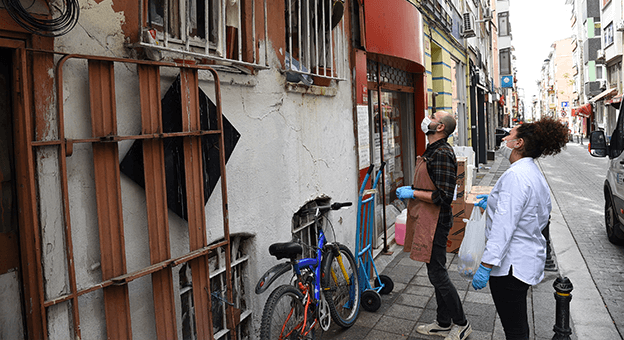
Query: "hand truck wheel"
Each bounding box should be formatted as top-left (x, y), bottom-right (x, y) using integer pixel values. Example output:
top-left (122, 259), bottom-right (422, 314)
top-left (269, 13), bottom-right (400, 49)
top-left (375, 274), bottom-right (394, 295)
top-left (361, 290), bottom-right (381, 312)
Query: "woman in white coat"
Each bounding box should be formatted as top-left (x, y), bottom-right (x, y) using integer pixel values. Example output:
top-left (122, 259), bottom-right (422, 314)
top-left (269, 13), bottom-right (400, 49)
top-left (472, 117), bottom-right (569, 340)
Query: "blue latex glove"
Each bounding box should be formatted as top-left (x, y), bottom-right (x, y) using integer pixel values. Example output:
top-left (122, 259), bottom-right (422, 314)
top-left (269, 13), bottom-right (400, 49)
top-left (475, 194), bottom-right (489, 210)
top-left (472, 264), bottom-right (492, 290)
top-left (396, 186), bottom-right (415, 200)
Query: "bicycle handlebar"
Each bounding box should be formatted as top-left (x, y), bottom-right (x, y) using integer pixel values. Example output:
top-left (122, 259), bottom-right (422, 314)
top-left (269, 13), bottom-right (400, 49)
top-left (297, 201), bottom-right (352, 215)
top-left (331, 202), bottom-right (352, 210)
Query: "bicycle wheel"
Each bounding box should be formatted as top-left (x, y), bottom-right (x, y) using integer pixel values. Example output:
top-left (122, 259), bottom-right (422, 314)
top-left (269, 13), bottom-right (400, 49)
top-left (260, 285), bottom-right (315, 340)
top-left (322, 243), bottom-right (360, 328)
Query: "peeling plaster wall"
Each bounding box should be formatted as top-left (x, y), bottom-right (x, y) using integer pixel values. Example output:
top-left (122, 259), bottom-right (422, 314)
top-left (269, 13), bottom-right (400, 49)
top-left (34, 1), bottom-right (357, 338)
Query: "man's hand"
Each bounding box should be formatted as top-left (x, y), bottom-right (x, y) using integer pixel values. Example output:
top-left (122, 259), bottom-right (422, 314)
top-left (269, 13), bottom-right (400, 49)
top-left (475, 194), bottom-right (488, 210)
top-left (471, 264), bottom-right (492, 290)
top-left (396, 186), bottom-right (415, 200)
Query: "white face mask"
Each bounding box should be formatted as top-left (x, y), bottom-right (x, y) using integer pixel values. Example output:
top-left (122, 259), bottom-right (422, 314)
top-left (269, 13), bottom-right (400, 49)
top-left (497, 139), bottom-right (518, 160)
top-left (421, 116), bottom-right (438, 135)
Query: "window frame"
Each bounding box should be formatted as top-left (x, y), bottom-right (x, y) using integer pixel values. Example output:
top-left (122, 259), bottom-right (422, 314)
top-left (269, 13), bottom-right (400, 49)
top-left (498, 11), bottom-right (509, 36)
top-left (284, 0), bottom-right (348, 85)
top-left (139, 0), bottom-right (269, 70)
top-left (500, 48), bottom-right (511, 75)
top-left (604, 22), bottom-right (614, 47)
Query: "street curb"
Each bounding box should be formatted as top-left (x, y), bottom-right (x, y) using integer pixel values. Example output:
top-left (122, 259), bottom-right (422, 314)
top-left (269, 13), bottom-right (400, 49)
top-left (545, 158), bottom-right (621, 339)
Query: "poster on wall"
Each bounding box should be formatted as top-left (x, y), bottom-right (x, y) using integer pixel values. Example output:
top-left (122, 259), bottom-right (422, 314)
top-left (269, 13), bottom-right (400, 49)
top-left (357, 105), bottom-right (370, 169)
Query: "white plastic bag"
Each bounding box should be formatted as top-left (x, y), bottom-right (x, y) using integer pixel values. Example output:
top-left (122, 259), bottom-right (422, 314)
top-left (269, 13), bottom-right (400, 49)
top-left (457, 207), bottom-right (486, 280)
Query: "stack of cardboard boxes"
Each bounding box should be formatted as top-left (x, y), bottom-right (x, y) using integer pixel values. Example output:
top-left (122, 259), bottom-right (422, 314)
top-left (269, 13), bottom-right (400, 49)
top-left (446, 157), bottom-right (493, 253)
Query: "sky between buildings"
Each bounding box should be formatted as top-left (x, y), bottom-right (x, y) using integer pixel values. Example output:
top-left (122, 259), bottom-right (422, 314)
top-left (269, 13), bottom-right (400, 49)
top-left (511, 0), bottom-right (572, 104)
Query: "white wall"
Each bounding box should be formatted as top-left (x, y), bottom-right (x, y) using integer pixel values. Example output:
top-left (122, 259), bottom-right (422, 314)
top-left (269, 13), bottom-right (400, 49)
top-left (33, 1), bottom-right (358, 338)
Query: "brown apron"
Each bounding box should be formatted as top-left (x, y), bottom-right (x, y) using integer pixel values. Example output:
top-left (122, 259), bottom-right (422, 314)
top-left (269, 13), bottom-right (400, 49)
top-left (402, 156), bottom-right (441, 263)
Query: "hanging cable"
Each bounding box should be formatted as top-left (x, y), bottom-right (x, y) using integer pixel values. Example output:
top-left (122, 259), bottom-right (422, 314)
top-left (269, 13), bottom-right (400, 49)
top-left (2, 0), bottom-right (80, 37)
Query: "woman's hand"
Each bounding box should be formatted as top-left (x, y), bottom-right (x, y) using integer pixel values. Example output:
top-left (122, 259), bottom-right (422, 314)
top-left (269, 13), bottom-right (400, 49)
top-left (475, 194), bottom-right (489, 210)
top-left (472, 264), bottom-right (492, 290)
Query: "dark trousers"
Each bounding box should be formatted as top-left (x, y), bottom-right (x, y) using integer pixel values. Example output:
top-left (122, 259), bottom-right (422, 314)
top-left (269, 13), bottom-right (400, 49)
top-left (426, 243), bottom-right (467, 326)
top-left (490, 270), bottom-right (530, 340)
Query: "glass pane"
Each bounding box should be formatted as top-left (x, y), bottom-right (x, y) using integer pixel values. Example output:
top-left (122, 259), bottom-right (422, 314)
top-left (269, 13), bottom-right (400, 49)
top-left (370, 89), bottom-right (414, 242)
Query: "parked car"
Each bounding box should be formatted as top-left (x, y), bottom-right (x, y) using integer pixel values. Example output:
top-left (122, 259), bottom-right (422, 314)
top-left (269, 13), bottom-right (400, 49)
top-left (495, 128), bottom-right (511, 149)
top-left (589, 118), bottom-right (624, 245)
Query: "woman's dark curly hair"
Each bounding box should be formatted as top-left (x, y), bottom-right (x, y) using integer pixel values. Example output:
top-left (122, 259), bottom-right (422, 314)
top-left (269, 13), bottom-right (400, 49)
top-left (516, 117), bottom-right (569, 159)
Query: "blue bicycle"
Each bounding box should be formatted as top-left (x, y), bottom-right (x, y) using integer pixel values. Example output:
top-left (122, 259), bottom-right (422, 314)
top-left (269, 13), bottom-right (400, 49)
top-left (255, 201), bottom-right (360, 339)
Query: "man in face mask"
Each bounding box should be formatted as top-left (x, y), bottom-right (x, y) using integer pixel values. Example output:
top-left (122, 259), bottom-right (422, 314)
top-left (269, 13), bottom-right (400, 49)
top-left (396, 111), bottom-right (472, 340)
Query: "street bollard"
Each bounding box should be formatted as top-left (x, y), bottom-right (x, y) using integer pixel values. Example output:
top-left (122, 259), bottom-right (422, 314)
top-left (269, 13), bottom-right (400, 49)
top-left (552, 276), bottom-right (573, 340)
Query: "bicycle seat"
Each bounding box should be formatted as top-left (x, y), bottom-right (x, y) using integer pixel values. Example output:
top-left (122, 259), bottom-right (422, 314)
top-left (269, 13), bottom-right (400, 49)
top-left (269, 242), bottom-right (303, 260)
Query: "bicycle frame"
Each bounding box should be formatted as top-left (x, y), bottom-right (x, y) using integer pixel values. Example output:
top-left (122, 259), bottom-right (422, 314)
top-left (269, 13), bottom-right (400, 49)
top-left (292, 228), bottom-right (326, 301)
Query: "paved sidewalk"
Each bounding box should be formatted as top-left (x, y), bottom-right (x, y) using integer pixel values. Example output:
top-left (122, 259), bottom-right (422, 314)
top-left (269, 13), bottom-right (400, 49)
top-left (323, 155), bottom-right (579, 340)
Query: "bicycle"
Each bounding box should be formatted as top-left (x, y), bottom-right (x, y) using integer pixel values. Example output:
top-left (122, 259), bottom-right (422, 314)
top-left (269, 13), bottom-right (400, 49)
top-left (255, 201), bottom-right (361, 339)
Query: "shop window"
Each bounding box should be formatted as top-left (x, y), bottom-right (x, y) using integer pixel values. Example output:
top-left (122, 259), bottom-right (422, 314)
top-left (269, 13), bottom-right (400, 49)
top-left (141, 0), bottom-right (268, 68)
top-left (284, 0), bottom-right (346, 86)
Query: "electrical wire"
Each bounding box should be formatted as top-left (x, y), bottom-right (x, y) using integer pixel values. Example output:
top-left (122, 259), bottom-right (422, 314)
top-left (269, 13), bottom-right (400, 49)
top-left (2, 0), bottom-right (80, 37)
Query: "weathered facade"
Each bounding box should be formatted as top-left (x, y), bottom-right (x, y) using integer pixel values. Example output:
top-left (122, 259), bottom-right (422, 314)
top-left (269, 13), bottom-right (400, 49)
top-left (0, 0), bottom-right (503, 339)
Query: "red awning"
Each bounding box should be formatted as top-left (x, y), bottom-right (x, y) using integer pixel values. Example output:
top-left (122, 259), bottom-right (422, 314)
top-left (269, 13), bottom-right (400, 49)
top-left (607, 94), bottom-right (622, 108)
top-left (574, 103), bottom-right (592, 118)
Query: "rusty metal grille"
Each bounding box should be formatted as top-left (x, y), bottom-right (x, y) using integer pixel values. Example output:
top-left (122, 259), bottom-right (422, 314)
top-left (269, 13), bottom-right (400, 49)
top-left (27, 52), bottom-right (243, 340)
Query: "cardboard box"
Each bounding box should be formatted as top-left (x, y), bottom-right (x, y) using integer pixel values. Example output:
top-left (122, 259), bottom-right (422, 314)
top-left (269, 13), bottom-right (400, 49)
top-left (456, 157), bottom-right (467, 190)
top-left (452, 201), bottom-right (466, 219)
top-left (465, 186), bottom-right (494, 205)
top-left (449, 217), bottom-right (466, 238)
top-left (446, 235), bottom-right (464, 254)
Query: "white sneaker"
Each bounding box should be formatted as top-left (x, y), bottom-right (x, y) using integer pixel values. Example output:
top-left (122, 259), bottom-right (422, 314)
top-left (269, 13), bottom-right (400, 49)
top-left (444, 322), bottom-right (472, 340)
top-left (416, 321), bottom-right (452, 337)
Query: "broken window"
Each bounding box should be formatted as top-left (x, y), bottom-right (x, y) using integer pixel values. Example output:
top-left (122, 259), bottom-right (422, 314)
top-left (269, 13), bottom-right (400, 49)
top-left (141, 0), bottom-right (268, 69)
top-left (292, 198), bottom-right (330, 258)
top-left (284, 0), bottom-right (347, 85)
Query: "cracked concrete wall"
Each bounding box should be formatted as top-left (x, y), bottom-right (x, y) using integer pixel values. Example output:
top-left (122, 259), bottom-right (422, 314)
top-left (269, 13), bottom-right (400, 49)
top-left (31, 0), bottom-right (357, 338)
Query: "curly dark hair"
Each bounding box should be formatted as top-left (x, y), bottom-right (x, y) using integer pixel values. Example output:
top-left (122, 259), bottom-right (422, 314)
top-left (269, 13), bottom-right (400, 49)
top-left (516, 117), bottom-right (569, 159)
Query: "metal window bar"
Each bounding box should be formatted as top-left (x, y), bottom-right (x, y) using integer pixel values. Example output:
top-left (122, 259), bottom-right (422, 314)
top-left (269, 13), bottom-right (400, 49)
top-left (28, 51), bottom-right (239, 340)
top-left (139, 0), bottom-right (269, 69)
top-left (285, 0), bottom-right (347, 82)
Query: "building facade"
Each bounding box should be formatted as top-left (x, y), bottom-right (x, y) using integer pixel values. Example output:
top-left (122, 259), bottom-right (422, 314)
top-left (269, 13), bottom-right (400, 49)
top-left (0, 0), bottom-right (504, 338)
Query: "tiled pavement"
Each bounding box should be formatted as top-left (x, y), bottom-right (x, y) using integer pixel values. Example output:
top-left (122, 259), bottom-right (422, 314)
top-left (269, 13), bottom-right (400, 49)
top-left (323, 155), bottom-right (574, 340)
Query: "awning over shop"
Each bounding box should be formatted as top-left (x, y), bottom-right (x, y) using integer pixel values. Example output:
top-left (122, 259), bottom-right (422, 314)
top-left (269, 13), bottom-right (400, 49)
top-left (364, 0), bottom-right (425, 73)
top-left (589, 87), bottom-right (617, 103)
top-left (572, 103), bottom-right (592, 118)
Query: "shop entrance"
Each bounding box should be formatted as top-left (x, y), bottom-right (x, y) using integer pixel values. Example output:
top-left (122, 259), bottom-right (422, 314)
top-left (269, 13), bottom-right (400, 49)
top-left (0, 47), bottom-right (26, 339)
top-left (367, 59), bottom-right (416, 248)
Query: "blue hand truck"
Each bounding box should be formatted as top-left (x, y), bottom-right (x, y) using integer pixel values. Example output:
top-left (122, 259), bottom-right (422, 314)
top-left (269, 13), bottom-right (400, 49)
top-left (355, 162), bottom-right (394, 312)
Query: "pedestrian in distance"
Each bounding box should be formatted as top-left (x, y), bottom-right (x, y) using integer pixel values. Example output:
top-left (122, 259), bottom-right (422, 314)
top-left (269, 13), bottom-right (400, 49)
top-left (396, 111), bottom-right (472, 340)
top-left (473, 117), bottom-right (569, 340)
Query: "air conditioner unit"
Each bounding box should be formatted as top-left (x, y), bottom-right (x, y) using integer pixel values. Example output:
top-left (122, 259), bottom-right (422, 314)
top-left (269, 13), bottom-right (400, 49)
top-left (484, 7), bottom-right (492, 20)
top-left (598, 79), bottom-right (607, 90)
top-left (596, 49), bottom-right (606, 63)
top-left (462, 12), bottom-right (476, 38)
top-left (617, 20), bottom-right (624, 32)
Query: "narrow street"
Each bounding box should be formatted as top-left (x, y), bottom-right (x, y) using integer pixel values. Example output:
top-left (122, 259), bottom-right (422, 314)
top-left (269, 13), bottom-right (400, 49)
top-left (539, 140), bottom-right (624, 336)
